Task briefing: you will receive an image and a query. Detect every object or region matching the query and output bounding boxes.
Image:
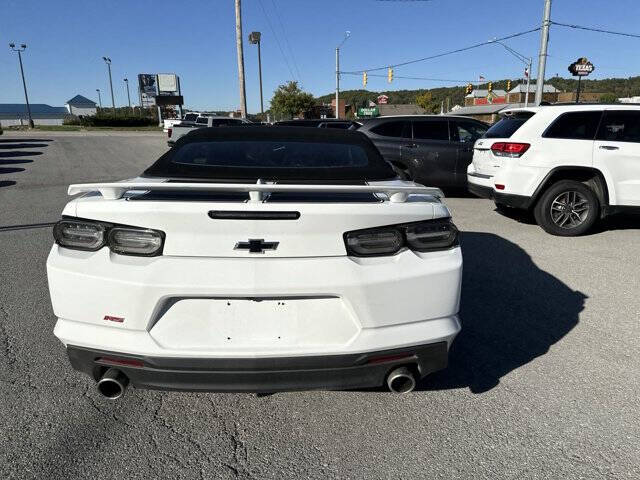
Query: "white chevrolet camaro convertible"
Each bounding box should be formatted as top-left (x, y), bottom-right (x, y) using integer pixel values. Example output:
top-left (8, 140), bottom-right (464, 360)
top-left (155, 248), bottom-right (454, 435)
top-left (47, 127), bottom-right (462, 399)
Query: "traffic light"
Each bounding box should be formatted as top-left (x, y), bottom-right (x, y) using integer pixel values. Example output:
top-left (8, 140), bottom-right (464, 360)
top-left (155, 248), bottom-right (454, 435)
top-left (387, 67), bottom-right (393, 83)
top-left (363, 71), bottom-right (368, 87)
top-left (488, 82), bottom-right (493, 92)
top-left (506, 80), bottom-right (511, 91)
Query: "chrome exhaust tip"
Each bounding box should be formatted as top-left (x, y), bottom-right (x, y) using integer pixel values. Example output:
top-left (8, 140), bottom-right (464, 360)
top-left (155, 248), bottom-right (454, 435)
top-left (97, 368), bottom-right (129, 400)
top-left (386, 366), bottom-right (417, 394)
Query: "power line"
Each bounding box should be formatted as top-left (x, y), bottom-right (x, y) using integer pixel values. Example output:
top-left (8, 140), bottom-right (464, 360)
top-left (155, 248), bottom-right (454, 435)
top-left (343, 27), bottom-right (541, 73)
top-left (551, 21), bottom-right (640, 39)
top-left (257, 0), bottom-right (297, 82)
top-left (269, 0), bottom-right (303, 84)
top-left (341, 72), bottom-right (485, 83)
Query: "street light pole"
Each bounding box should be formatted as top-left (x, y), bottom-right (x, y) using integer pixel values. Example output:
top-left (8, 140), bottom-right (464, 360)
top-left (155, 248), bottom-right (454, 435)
top-left (9, 43), bottom-right (34, 128)
top-left (103, 56), bottom-right (116, 115)
top-left (96, 89), bottom-right (102, 109)
top-left (123, 78), bottom-right (131, 112)
top-left (335, 31), bottom-right (350, 120)
top-left (235, 0), bottom-right (248, 118)
top-left (249, 32), bottom-right (264, 115)
top-left (534, 0), bottom-right (552, 105)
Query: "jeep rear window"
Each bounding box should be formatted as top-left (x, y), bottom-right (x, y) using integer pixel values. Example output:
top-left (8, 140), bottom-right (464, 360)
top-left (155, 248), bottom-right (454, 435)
top-left (484, 111), bottom-right (535, 138)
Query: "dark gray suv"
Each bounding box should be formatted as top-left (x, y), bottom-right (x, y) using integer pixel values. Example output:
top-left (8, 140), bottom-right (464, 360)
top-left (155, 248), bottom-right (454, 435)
top-left (358, 115), bottom-right (488, 188)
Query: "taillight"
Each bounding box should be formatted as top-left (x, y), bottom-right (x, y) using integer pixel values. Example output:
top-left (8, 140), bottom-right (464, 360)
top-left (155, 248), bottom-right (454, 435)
top-left (491, 142), bottom-right (530, 157)
top-left (108, 227), bottom-right (164, 256)
top-left (53, 219), bottom-right (165, 256)
top-left (53, 220), bottom-right (106, 251)
top-left (168, 127), bottom-right (172, 138)
top-left (344, 218), bottom-right (459, 257)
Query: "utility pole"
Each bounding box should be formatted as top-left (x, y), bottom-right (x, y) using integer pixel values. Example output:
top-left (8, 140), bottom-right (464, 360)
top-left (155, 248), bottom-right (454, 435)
top-left (235, 0), bottom-right (247, 118)
top-left (123, 78), bottom-right (131, 112)
top-left (96, 89), bottom-right (102, 109)
top-left (534, 0), bottom-right (552, 105)
top-left (525, 58), bottom-right (532, 107)
top-left (335, 31), bottom-right (350, 119)
top-left (9, 43), bottom-right (34, 128)
top-left (249, 32), bottom-right (264, 115)
top-left (335, 47), bottom-right (339, 119)
top-left (103, 57), bottom-right (116, 115)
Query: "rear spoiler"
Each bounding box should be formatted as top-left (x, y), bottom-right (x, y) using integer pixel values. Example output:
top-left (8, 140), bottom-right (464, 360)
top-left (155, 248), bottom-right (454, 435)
top-left (67, 181), bottom-right (443, 203)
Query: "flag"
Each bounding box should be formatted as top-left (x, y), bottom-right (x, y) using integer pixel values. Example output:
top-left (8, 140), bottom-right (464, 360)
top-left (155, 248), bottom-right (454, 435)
top-left (478, 75), bottom-right (485, 81)
top-left (524, 67), bottom-right (529, 78)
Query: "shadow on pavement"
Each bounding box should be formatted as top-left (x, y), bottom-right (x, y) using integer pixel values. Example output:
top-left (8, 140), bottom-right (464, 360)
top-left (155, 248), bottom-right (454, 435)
top-left (420, 231), bottom-right (586, 394)
top-left (0, 167), bottom-right (26, 175)
top-left (0, 143), bottom-right (49, 149)
top-left (0, 138), bottom-right (53, 143)
top-left (0, 150), bottom-right (43, 158)
top-left (594, 213), bottom-right (640, 232)
top-left (0, 138), bottom-right (53, 189)
top-left (0, 159), bottom-right (34, 165)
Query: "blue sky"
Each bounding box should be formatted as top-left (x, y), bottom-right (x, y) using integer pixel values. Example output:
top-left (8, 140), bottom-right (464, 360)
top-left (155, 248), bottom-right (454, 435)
top-left (1, 0), bottom-right (639, 112)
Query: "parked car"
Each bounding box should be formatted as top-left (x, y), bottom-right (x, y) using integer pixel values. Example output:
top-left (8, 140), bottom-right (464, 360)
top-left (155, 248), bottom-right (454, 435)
top-left (163, 113), bottom-right (201, 133)
top-left (47, 127), bottom-right (461, 398)
top-left (168, 116), bottom-right (250, 146)
top-left (274, 119), bottom-right (361, 129)
top-left (468, 104), bottom-right (640, 236)
top-left (358, 115), bottom-right (488, 188)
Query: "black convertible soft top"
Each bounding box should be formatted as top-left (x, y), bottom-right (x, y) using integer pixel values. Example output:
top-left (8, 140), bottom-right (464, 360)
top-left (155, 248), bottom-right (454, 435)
top-left (143, 126), bottom-right (396, 182)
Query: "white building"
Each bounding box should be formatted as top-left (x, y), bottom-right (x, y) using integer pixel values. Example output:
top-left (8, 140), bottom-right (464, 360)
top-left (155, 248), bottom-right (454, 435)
top-left (618, 96), bottom-right (640, 103)
top-left (65, 95), bottom-right (97, 117)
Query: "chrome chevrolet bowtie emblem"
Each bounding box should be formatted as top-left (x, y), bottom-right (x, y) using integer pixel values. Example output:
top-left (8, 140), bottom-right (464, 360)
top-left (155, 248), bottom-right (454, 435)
top-left (234, 239), bottom-right (279, 253)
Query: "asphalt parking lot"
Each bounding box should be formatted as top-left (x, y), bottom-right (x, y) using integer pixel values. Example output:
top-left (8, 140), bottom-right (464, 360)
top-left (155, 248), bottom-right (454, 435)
top-left (0, 131), bottom-right (638, 480)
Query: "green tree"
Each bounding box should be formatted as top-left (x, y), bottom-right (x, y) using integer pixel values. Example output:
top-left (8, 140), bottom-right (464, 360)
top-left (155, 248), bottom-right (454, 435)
top-left (416, 91), bottom-right (439, 113)
top-left (270, 81), bottom-right (316, 119)
top-left (599, 92), bottom-right (618, 103)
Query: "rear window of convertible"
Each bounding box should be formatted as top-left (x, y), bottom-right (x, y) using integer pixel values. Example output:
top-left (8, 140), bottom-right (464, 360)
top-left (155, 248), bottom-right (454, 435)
top-left (143, 133), bottom-right (397, 182)
top-left (172, 141), bottom-right (368, 168)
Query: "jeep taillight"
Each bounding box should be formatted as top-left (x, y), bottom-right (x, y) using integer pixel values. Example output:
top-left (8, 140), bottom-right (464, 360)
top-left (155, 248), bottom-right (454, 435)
top-left (491, 142), bottom-right (530, 157)
top-left (168, 127), bottom-right (172, 138)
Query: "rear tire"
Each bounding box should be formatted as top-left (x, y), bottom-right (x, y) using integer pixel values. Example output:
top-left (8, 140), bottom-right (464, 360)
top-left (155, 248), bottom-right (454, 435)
top-left (533, 180), bottom-right (599, 236)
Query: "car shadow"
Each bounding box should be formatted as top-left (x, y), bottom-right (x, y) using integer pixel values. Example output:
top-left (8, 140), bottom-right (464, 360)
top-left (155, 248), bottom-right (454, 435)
top-left (441, 187), bottom-right (477, 198)
top-left (494, 204), bottom-right (537, 225)
top-left (419, 231), bottom-right (586, 394)
top-left (593, 213), bottom-right (640, 232)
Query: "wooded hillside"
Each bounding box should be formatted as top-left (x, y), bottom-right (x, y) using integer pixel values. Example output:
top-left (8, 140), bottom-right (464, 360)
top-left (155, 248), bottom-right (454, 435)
top-left (316, 76), bottom-right (640, 111)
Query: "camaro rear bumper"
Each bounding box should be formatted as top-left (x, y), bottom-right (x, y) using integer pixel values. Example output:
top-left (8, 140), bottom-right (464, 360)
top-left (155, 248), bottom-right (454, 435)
top-left (66, 341), bottom-right (450, 392)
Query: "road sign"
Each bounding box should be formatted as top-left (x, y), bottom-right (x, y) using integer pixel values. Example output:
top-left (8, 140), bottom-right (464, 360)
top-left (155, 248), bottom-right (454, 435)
top-left (568, 58), bottom-right (595, 77)
top-left (358, 107), bottom-right (379, 117)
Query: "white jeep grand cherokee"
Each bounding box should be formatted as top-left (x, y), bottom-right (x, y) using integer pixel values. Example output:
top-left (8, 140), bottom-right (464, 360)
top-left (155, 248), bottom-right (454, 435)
top-left (467, 104), bottom-right (640, 236)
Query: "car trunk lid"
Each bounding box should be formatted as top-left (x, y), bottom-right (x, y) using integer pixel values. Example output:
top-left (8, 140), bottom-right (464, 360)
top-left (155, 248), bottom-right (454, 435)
top-left (70, 182), bottom-right (444, 258)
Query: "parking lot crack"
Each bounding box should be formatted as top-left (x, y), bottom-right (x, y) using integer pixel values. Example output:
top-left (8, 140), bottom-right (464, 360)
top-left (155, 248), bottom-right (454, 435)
top-left (0, 305), bottom-right (17, 365)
